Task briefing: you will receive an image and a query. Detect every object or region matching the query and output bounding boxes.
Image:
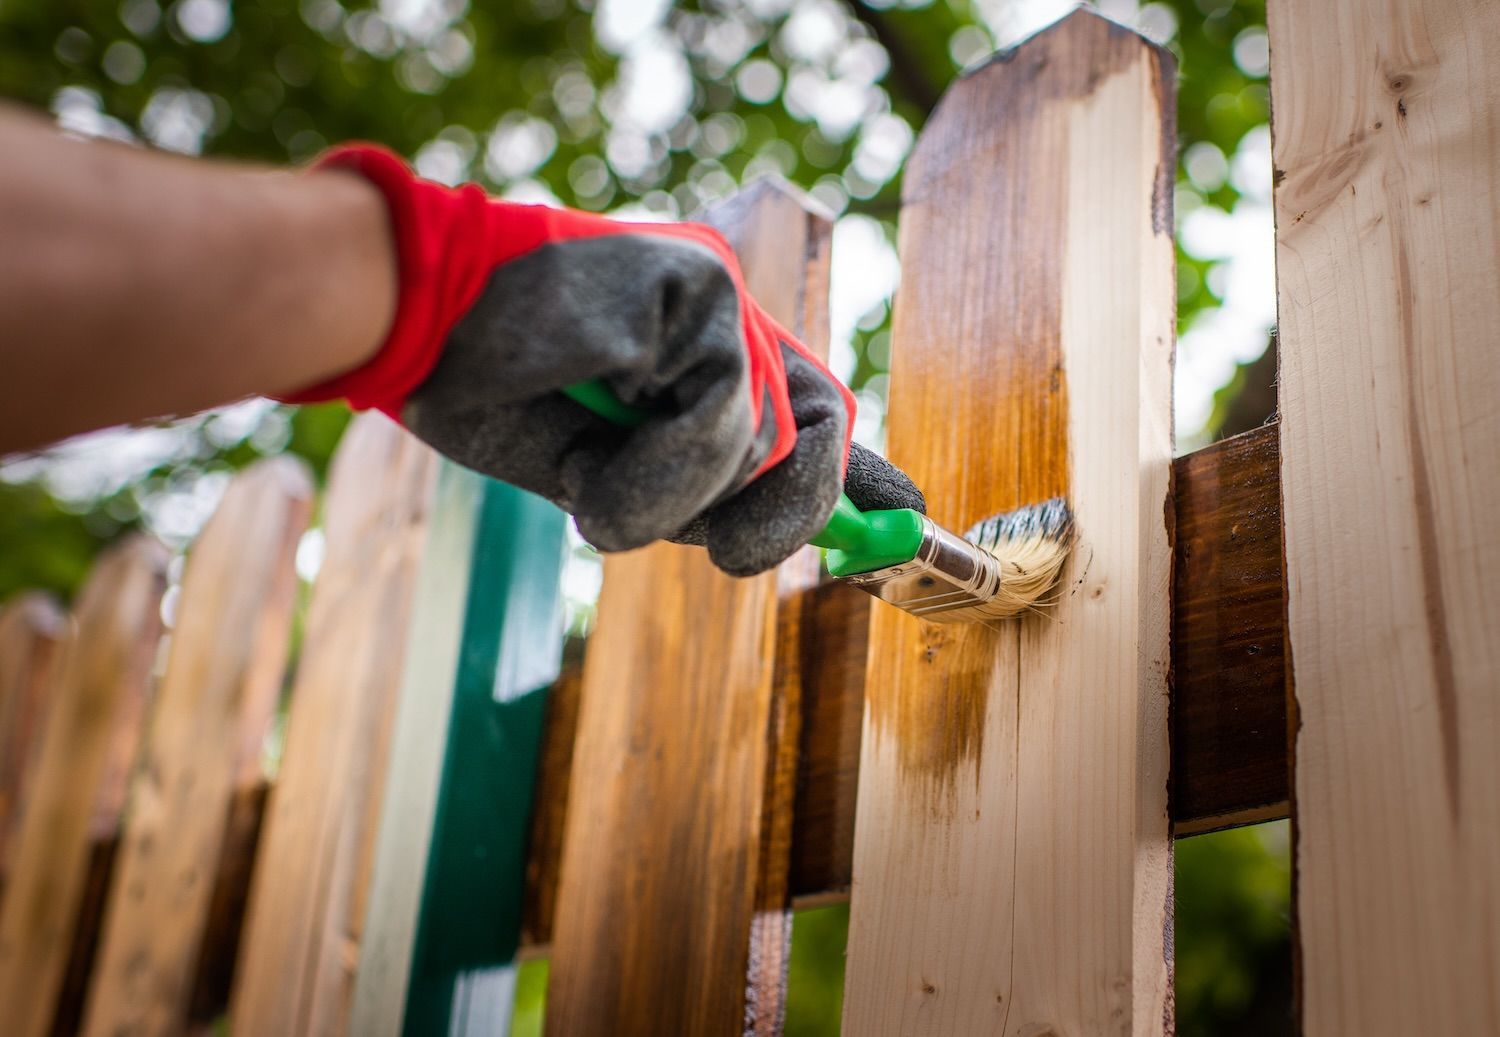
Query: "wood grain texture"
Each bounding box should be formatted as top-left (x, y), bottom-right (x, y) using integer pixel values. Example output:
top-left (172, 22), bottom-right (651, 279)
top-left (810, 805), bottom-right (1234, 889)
top-left (53, 784), bottom-right (273, 1034)
top-left (0, 592), bottom-right (65, 872)
top-left (1267, 0), bottom-right (1500, 1032)
top-left (746, 182), bottom-right (832, 1031)
top-left (842, 13), bottom-right (1177, 1035)
top-left (229, 416), bottom-right (436, 1037)
top-left (0, 537), bottom-right (167, 1037)
top-left (80, 458), bottom-right (311, 1037)
top-left (545, 179), bottom-right (832, 1037)
top-left (1171, 424), bottom-right (1288, 835)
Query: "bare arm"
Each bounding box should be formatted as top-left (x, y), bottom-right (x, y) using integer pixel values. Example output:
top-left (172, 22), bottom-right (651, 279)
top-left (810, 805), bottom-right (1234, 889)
top-left (0, 105), bottom-right (395, 454)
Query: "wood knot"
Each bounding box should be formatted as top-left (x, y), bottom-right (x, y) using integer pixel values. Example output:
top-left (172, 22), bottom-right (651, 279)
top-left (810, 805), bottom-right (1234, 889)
top-left (1381, 62), bottom-right (1433, 99)
top-left (919, 628), bottom-right (953, 663)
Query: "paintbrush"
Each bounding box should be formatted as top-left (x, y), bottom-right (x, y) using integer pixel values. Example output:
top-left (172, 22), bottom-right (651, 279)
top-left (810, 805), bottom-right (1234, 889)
top-left (813, 491), bottom-right (1072, 623)
top-left (563, 381), bottom-right (1073, 624)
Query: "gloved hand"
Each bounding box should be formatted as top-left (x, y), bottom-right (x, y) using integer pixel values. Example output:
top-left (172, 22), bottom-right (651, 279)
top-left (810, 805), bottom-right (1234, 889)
top-left (283, 144), bottom-right (923, 575)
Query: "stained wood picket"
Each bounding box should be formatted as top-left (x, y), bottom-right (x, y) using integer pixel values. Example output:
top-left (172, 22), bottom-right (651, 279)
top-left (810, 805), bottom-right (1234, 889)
top-left (842, 13), bottom-right (1177, 1033)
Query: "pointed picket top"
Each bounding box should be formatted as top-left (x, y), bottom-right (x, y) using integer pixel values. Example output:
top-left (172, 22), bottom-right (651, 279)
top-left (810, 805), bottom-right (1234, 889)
top-left (0, 535), bottom-right (168, 1037)
top-left (905, 8), bottom-right (1174, 216)
top-left (81, 457), bottom-right (312, 1037)
top-left (0, 591), bottom-right (67, 866)
top-left (231, 415), bottom-right (437, 1037)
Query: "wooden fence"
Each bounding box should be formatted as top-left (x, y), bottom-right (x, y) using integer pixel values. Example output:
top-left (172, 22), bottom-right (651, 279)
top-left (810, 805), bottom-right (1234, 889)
top-left (0, 5), bottom-right (1496, 1034)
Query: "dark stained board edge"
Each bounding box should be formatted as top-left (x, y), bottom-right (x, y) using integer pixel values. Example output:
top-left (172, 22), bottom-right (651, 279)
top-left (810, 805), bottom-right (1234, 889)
top-left (48, 838), bottom-right (119, 1037)
top-left (187, 782), bottom-right (271, 1025)
top-left (520, 665), bottom-right (582, 952)
top-left (1170, 423), bottom-right (1289, 835)
top-left (786, 582), bottom-right (869, 903)
top-left (53, 784), bottom-right (274, 1032)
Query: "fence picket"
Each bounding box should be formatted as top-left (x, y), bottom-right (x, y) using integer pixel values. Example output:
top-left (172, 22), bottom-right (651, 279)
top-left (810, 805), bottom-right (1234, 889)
top-left (546, 179), bottom-right (833, 1036)
top-left (79, 458), bottom-right (311, 1037)
top-left (842, 13), bottom-right (1177, 1033)
top-left (16, 7), bottom-right (1500, 1027)
top-left (0, 538), bottom-right (167, 1037)
top-left (0, 592), bottom-right (66, 873)
top-left (230, 415), bottom-right (437, 1035)
top-left (1268, 0), bottom-right (1500, 1031)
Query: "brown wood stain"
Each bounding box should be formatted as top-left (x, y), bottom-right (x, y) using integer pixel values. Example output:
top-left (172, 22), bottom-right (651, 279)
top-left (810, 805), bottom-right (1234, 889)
top-left (845, 13), bottom-right (1177, 1033)
top-left (861, 15), bottom-right (1134, 812)
top-left (1170, 425), bottom-right (1289, 833)
top-left (544, 181), bottom-right (833, 1037)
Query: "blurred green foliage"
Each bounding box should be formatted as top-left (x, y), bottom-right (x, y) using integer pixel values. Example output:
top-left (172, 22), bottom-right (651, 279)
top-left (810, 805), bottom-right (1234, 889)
top-left (1, 0), bottom-right (1275, 604)
top-left (1, 0), bottom-right (1288, 1031)
top-left (785, 904), bottom-right (850, 1036)
top-left (511, 957), bottom-right (547, 1036)
top-left (1176, 822), bottom-right (1294, 1035)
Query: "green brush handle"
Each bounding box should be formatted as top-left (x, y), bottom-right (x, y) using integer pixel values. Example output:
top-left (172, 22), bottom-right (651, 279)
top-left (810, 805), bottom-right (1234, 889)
top-left (808, 494), bottom-right (926, 577)
top-left (561, 380), bottom-right (653, 427)
top-left (561, 380), bottom-right (923, 575)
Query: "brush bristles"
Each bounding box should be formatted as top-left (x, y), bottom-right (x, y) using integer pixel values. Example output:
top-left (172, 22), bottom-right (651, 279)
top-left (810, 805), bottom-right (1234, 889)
top-left (963, 497), bottom-right (1074, 619)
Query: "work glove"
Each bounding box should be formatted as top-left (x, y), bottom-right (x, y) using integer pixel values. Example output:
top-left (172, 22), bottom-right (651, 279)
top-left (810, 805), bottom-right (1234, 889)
top-left (282, 144), bottom-right (923, 576)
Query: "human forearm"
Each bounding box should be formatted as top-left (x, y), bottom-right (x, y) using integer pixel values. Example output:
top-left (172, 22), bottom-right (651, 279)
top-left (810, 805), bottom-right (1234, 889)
top-left (0, 105), bottom-right (395, 453)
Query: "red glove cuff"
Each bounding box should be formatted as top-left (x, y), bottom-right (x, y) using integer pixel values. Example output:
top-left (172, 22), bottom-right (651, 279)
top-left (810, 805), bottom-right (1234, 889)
top-left (276, 144), bottom-right (495, 418)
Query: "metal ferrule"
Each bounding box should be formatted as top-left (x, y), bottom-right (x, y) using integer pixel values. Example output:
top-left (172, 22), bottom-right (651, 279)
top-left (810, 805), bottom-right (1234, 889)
top-left (836, 516), bottom-right (1011, 624)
